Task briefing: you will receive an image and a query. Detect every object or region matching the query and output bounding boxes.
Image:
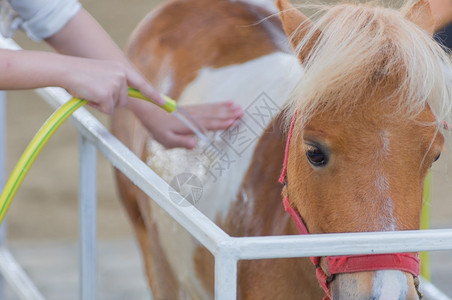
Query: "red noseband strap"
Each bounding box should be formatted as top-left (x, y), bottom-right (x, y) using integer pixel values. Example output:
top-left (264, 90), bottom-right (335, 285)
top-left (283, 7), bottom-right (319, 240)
top-left (279, 112), bottom-right (420, 300)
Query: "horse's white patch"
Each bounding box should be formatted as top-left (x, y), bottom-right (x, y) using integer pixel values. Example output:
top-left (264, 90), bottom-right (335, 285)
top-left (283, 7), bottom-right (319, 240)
top-left (375, 175), bottom-right (389, 192)
top-left (380, 130), bottom-right (391, 153)
top-left (375, 130), bottom-right (390, 161)
top-left (240, 187), bottom-right (251, 204)
top-left (381, 197), bottom-right (396, 231)
top-left (373, 130), bottom-right (396, 231)
top-left (373, 172), bottom-right (395, 230)
top-left (372, 270), bottom-right (408, 299)
top-left (147, 52), bottom-right (302, 299)
top-left (373, 174), bottom-right (396, 231)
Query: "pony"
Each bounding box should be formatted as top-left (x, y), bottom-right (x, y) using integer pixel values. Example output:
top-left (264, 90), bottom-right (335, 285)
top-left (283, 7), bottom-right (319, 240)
top-left (112, 0), bottom-right (452, 298)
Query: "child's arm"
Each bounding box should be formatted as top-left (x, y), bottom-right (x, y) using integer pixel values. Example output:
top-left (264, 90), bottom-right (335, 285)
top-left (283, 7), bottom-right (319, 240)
top-left (0, 48), bottom-right (141, 114)
top-left (44, 8), bottom-right (164, 108)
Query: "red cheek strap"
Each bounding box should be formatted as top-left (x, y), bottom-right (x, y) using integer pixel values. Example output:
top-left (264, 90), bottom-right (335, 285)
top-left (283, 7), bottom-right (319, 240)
top-left (283, 195), bottom-right (420, 299)
top-left (279, 112), bottom-right (420, 300)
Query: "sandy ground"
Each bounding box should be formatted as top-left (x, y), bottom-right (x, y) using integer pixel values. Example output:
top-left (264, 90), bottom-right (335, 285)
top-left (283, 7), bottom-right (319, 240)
top-left (2, 0), bottom-right (452, 298)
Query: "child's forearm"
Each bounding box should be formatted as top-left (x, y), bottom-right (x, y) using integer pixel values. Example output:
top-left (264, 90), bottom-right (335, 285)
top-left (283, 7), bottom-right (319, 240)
top-left (0, 49), bottom-right (75, 90)
top-left (0, 48), bottom-right (136, 114)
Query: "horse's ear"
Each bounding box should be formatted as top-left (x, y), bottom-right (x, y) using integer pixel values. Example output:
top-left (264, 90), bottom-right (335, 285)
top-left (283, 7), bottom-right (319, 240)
top-left (276, 0), bottom-right (320, 63)
top-left (405, 0), bottom-right (435, 35)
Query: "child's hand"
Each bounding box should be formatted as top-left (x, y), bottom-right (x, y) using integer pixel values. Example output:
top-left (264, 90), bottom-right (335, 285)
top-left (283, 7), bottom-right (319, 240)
top-left (60, 58), bottom-right (164, 114)
top-left (128, 98), bottom-right (243, 149)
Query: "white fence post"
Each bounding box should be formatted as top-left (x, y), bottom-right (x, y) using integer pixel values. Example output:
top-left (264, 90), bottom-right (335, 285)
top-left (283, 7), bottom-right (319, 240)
top-left (215, 246), bottom-right (238, 300)
top-left (79, 134), bottom-right (97, 300)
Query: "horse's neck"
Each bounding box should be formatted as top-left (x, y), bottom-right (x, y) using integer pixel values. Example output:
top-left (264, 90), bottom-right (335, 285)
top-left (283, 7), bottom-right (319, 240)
top-left (221, 115), bottom-right (323, 299)
top-left (220, 114), bottom-right (297, 237)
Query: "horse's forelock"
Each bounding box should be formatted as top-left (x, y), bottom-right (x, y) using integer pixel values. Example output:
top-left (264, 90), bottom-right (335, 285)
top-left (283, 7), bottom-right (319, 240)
top-left (283, 1), bottom-right (452, 133)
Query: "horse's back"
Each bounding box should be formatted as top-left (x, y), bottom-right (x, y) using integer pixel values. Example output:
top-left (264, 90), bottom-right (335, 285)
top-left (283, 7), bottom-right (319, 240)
top-left (113, 0), bottom-right (303, 298)
top-left (126, 0), bottom-right (291, 97)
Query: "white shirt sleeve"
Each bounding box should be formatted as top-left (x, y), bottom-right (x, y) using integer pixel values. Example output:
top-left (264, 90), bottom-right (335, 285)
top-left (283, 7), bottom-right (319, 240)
top-left (1, 0), bottom-right (81, 40)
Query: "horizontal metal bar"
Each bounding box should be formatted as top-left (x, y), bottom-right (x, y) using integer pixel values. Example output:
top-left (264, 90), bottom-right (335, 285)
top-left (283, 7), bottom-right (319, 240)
top-left (0, 247), bottom-right (45, 300)
top-left (223, 229), bottom-right (452, 260)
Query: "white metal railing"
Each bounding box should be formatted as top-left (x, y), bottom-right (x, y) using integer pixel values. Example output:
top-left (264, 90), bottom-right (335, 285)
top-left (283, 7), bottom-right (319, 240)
top-left (0, 35), bottom-right (451, 300)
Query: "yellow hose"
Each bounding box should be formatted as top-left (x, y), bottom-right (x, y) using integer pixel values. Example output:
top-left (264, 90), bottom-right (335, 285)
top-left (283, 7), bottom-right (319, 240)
top-left (0, 98), bottom-right (86, 223)
top-left (0, 88), bottom-right (176, 225)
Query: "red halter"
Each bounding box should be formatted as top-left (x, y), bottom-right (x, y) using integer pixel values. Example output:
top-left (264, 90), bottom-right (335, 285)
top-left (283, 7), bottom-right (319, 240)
top-left (279, 112), bottom-right (420, 300)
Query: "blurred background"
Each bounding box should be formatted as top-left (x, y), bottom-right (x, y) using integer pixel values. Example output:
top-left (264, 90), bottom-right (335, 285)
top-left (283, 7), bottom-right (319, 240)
top-left (2, 0), bottom-right (452, 299)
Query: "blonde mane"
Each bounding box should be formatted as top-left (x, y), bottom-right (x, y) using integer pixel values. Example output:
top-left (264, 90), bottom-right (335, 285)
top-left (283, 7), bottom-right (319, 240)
top-left (285, 1), bottom-right (452, 130)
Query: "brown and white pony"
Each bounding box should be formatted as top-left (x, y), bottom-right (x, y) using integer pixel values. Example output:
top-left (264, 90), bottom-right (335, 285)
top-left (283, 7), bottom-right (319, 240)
top-left (112, 0), bottom-right (452, 299)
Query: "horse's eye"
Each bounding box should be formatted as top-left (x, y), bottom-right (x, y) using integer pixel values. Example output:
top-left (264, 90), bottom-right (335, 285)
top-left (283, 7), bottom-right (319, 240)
top-left (306, 144), bottom-right (328, 167)
top-left (434, 153), bottom-right (441, 162)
